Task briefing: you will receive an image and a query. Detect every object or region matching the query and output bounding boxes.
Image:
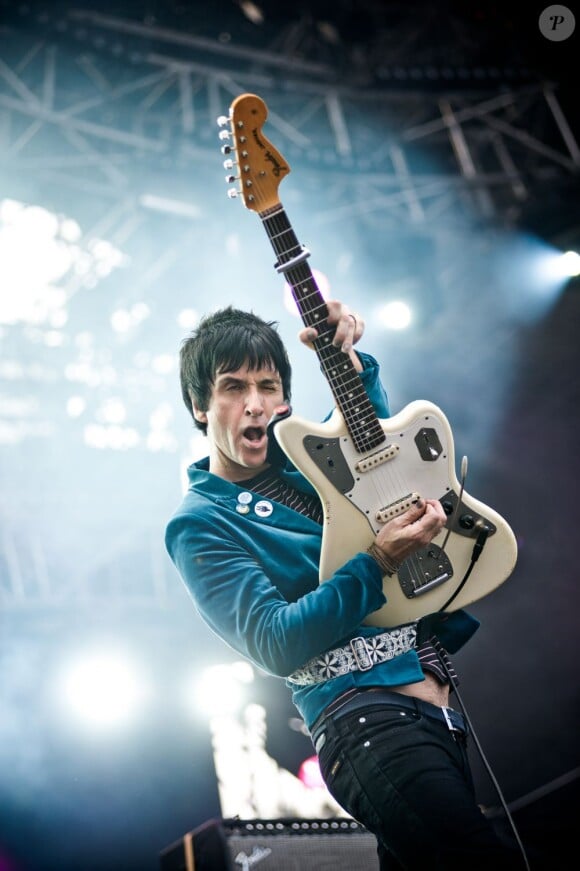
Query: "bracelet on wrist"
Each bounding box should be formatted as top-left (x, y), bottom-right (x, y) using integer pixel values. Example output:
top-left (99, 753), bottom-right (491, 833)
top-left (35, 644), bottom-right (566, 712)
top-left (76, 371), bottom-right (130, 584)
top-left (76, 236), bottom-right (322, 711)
top-left (366, 543), bottom-right (401, 576)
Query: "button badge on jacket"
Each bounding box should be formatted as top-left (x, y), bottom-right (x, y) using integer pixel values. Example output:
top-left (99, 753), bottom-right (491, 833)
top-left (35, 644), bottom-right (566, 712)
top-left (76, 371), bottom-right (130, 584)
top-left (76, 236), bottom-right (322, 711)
top-left (254, 500), bottom-right (273, 517)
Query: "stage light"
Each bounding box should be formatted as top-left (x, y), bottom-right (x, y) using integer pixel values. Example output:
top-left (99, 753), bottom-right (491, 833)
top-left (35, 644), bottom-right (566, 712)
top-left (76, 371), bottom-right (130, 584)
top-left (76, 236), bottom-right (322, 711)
top-left (177, 308), bottom-right (200, 330)
top-left (536, 249), bottom-right (580, 282)
top-left (284, 269), bottom-right (331, 317)
top-left (298, 755), bottom-right (325, 789)
top-left (0, 198), bottom-right (126, 326)
top-left (239, 2), bottom-right (264, 25)
top-left (97, 398), bottom-right (127, 425)
top-left (557, 250), bottom-right (580, 278)
top-left (147, 402), bottom-right (178, 452)
top-left (59, 650), bottom-right (146, 729)
top-left (377, 300), bottom-right (413, 330)
top-left (83, 423), bottom-right (140, 450)
top-left (187, 662), bottom-right (254, 719)
top-left (111, 309), bottom-right (134, 333)
top-left (151, 354), bottom-right (175, 375)
top-left (66, 396), bottom-right (86, 417)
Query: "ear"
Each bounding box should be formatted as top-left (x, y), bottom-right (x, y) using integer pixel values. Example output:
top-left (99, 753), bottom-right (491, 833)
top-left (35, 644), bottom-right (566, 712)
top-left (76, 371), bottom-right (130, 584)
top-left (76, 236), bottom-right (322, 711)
top-left (189, 391), bottom-right (208, 424)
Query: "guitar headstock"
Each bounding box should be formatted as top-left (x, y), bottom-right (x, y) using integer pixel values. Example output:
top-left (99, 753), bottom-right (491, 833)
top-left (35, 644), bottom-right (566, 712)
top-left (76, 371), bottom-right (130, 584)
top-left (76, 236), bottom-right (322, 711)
top-left (217, 93), bottom-right (291, 213)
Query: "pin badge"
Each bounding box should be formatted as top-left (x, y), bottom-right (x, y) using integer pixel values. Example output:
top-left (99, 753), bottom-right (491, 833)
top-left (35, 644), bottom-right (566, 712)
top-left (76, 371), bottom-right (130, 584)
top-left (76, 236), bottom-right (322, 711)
top-left (254, 500), bottom-right (273, 518)
top-left (238, 491), bottom-right (253, 504)
top-left (236, 504), bottom-right (250, 515)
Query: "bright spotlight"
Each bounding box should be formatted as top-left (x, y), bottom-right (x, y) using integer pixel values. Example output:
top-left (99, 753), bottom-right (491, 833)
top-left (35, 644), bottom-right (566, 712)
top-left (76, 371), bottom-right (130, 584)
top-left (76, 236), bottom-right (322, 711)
top-left (188, 661), bottom-right (254, 718)
top-left (60, 651), bottom-right (145, 729)
top-left (0, 198), bottom-right (126, 325)
top-left (538, 249), bottom-right (580, 281)
top-left (239, 2), bottom-right (264, 25)
top-left (298, 755), bottom-right (325, 789)
top-left (177, 308), bottom-right (199, 330)
top-left (377, 300), bottom-right (413, 330)
top-left (559, 250), bottom-right (580, 277)
top-left (283, 269), bottom-right (330, 317)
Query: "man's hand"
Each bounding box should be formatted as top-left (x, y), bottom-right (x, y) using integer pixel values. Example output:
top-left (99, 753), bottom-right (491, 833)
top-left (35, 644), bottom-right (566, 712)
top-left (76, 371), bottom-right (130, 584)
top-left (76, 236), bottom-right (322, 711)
top-left (373, 498), bottom-right (447, 565)
top-left (298, 299), bottom-right (364, 371)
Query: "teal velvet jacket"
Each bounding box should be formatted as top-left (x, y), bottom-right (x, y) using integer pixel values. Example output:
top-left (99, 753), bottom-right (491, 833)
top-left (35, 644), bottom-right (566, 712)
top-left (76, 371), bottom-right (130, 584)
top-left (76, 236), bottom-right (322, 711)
top-left (165, 353), bottom-right (479, 729)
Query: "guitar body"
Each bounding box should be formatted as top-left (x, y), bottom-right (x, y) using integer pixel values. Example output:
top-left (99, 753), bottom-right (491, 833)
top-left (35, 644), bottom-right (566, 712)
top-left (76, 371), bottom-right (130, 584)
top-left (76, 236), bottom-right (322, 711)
top-left (273, 400), bottom-right (518, 627)
top-left (220, 92), bottom-right (519, 628)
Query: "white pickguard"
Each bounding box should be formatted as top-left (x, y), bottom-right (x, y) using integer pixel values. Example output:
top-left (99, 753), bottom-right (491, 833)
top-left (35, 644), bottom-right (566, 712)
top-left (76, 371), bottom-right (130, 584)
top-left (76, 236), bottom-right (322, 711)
top-left (273, 399), bottom-right (518, 628)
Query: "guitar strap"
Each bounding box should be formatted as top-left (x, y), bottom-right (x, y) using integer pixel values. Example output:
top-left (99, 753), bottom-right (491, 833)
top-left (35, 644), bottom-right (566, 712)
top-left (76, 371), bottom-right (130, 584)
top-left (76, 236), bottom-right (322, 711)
top-left (265, 403), bottom-right (293, 468)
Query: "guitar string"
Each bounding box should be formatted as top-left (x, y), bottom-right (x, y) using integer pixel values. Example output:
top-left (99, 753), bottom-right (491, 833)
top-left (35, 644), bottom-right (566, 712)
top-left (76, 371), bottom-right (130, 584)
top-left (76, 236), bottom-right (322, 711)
top-left (265, 213), bottom-right (386, 449)
top-left (259, 201), bottom-right (440, 599)
top-left (261, 204), bottom-right (427, 532)
top-left (263, 209), bottom-right (383, 445)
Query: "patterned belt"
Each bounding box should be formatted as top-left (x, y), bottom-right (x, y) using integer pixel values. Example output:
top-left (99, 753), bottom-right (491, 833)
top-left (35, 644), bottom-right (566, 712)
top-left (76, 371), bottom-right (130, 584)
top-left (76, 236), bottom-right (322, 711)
top-left (287, 624), bottom-right (418, 686)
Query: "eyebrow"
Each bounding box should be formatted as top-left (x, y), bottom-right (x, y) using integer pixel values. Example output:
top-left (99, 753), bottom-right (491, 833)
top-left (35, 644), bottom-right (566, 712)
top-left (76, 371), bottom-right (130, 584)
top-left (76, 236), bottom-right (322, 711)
top-left (216, 373), bottom-right (282, 388)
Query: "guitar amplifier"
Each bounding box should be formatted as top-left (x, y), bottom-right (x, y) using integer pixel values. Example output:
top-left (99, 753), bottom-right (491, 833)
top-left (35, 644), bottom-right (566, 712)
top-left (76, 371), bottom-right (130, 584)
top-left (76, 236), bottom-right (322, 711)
top-left (159, 817), bottom-right (379, 870)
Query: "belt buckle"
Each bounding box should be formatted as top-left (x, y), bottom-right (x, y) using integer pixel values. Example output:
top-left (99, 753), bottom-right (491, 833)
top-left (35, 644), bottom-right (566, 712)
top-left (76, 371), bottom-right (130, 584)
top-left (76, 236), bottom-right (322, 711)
top-left (442, 706), bottom-right (459, 732)
top-left (350, 636), bottom-right (373, 671)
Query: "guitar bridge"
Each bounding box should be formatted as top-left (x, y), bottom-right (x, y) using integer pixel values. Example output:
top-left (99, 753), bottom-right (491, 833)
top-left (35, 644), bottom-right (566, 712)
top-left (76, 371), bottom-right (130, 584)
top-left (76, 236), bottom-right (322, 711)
top-left (398, 545), bottom-right (454, 599)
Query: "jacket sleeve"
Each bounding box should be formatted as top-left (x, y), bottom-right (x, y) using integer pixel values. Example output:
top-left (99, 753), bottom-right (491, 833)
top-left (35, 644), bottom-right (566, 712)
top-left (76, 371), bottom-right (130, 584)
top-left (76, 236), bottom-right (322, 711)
top-left (357, 351), bottom-right (390, 418)
top-left (165, 509), bottom-right (387, 678)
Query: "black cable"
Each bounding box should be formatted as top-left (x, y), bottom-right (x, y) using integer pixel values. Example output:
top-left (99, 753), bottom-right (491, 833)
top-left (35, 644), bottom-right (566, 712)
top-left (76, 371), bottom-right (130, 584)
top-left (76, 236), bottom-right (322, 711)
top-left (438, 651), bottom-right (532, 871)
top-left (434, 513), bottom-right (531, 868)
top-left (438, 523), bottom-right (490, 613)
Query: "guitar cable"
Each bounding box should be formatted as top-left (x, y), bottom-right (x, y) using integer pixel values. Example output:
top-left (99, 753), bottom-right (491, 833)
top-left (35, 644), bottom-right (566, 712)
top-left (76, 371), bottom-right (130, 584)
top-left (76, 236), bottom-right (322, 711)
top-left (437, 455), bottom-right (490, 613)
top-left (437, 651), bottom-right (532, 871)
top-left (433, 459), bottom-right (531, 869)
top-left (438, 523), bottom-right (490, 613)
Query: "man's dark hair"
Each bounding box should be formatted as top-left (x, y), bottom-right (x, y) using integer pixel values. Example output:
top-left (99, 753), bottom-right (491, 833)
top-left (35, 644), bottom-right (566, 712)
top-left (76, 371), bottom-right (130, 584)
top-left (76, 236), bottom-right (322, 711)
top-left (180, 306), bottom-right (292, 433)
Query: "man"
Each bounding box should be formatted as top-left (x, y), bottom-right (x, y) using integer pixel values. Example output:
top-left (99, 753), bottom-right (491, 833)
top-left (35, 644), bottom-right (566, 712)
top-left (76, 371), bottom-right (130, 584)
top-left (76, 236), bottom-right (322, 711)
top-left (165, 300), bottom-right (524, 869)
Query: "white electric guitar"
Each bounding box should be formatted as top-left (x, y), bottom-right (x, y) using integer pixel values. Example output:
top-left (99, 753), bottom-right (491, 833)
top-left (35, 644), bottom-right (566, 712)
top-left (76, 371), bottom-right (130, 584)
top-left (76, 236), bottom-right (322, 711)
top-left (218, 93), bottom-right (518, 628)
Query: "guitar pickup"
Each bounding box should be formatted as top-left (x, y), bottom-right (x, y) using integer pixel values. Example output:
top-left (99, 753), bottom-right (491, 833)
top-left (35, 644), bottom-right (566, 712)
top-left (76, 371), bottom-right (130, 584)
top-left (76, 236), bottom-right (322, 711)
top-left (355, 444), bottom-right (399, 473)
top-left (375, 492), bottom-right (420, 523)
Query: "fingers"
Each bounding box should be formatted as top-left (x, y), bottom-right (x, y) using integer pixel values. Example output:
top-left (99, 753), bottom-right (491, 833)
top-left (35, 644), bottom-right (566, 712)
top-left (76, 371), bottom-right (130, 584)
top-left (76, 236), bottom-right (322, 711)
top-left (326, 299), bottom-right (364, 353)
top-left (408, 498), bottom-right (446, 536)
top-left (373, 498), bottom-right (447, 564)
top-left (298, 300), bottom-right (364, 353)
top-left (409, 497), bottom-right (445, 524)
top-left (298, 325), bottom-right (318, 349)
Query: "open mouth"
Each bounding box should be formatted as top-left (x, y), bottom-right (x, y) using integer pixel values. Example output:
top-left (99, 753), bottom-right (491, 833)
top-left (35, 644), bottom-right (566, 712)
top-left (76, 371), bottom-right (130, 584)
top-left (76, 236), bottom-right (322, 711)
top-left (242, 426), bottom-right (266, 445)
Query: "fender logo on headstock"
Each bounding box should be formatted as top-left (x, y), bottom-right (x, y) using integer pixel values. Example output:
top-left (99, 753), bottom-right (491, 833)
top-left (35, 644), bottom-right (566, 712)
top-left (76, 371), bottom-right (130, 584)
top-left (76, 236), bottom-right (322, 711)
top-left (251, 127), bottom-right (288, 177)
top-left (218, 93), bottom-right (290, 212)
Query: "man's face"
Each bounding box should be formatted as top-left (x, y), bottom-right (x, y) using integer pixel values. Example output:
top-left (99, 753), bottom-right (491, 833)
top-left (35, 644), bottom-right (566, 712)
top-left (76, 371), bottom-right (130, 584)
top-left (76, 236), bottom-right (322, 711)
top-left (192, 362), bottom-right (285, 481)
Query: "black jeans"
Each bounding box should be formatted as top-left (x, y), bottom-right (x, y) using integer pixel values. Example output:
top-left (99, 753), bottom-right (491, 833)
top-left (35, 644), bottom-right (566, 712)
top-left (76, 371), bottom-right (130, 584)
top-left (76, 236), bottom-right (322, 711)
top-left (313, 692), bottom-right (526, 870)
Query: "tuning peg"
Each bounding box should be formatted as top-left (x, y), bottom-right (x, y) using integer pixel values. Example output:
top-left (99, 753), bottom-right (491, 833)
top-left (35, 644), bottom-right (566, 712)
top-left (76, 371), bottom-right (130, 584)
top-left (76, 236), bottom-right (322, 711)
top-left (227, 188), bottom-right (239, 199)
top-left (216, 115), bottom-right (229, 127)
top-left (225, 174), bottom-right (237, 183)
top-left (218, 129), bottom-right (231, 141)
top-left (223, 159), bottom-right (234, 170)
top-left (221, 144), bottom-right (232, 155)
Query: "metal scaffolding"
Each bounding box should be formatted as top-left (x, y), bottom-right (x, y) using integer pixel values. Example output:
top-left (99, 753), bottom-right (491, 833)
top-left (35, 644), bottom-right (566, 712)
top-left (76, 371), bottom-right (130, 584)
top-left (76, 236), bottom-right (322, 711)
top-left (0, 3), bottom-right (578, 238)
top-left (1, 1), bottom-right (578, 613)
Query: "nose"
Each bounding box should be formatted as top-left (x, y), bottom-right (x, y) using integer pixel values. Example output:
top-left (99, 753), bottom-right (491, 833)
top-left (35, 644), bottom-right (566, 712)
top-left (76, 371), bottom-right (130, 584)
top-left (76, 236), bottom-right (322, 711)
top-left (245, 388), bottom-right (264, 418)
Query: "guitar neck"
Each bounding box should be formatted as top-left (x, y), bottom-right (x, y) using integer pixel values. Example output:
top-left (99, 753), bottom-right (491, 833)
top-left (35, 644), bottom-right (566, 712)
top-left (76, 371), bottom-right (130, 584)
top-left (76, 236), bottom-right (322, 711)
top-left (261, 204), bottom-right (386, 454)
